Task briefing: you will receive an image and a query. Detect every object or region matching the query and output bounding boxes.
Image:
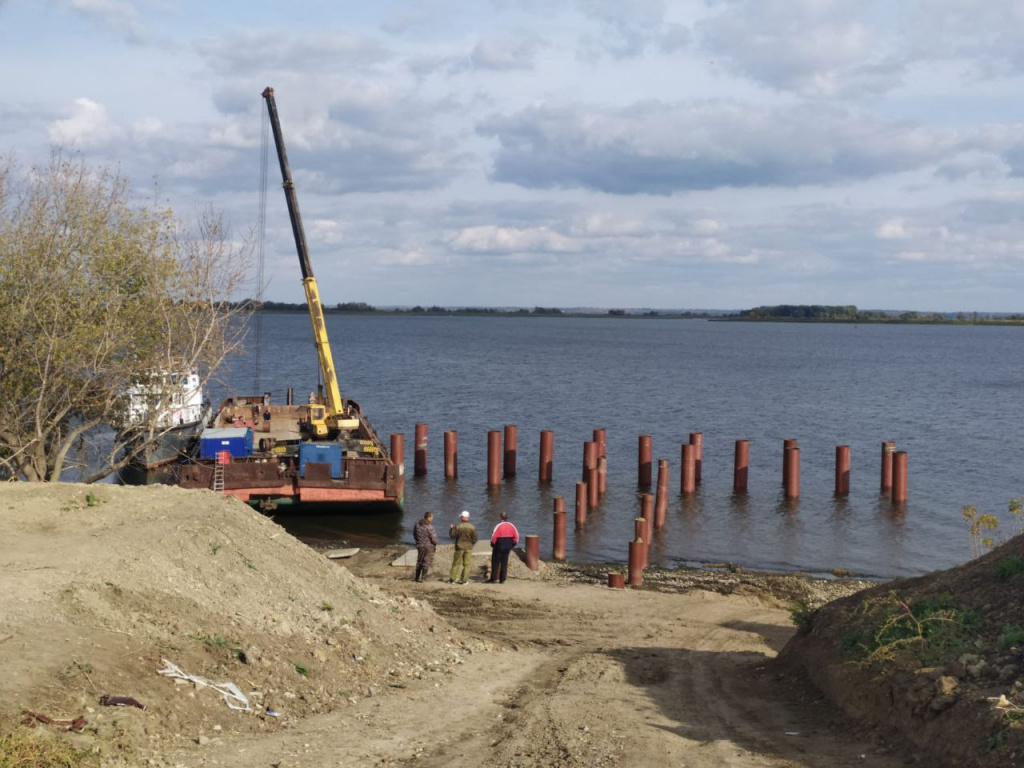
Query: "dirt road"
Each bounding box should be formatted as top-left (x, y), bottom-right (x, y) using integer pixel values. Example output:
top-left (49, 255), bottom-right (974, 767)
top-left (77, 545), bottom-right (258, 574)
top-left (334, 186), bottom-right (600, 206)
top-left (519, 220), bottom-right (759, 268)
top-left (170, 556), bottom-right (905, 768)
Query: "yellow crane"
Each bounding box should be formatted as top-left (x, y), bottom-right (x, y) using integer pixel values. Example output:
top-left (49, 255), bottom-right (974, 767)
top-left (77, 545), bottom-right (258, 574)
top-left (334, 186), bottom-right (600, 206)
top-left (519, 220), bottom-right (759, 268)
top-left (262, 87), bottom-right (359, 437)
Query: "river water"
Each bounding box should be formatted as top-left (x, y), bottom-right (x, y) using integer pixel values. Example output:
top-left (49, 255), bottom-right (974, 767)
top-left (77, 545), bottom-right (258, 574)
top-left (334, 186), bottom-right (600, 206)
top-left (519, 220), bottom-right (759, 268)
top-left (215, 313), bottom-right (1024, 579)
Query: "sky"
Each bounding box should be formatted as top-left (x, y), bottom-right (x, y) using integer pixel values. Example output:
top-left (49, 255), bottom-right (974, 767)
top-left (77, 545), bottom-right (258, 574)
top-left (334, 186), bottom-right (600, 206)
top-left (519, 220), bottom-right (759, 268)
top-left (2, 1), bottom-right (1024, 311)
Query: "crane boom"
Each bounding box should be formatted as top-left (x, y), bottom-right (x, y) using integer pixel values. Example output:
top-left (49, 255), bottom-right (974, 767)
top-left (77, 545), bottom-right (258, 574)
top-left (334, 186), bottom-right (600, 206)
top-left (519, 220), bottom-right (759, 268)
top-left (261, 87), bottom-right (352, 435)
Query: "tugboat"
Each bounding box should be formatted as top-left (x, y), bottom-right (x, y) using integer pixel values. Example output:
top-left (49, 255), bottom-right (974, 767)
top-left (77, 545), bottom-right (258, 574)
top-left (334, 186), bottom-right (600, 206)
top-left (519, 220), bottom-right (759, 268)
top-left (117, 371), bottom-right (210, 485)
top-left (175, 87), bottom-right (403, 510)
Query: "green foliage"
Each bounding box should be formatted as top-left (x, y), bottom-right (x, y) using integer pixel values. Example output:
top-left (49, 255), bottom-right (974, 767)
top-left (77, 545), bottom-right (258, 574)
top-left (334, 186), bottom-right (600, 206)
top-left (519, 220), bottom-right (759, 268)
top-left (999, 624), bottom-right (1024, 649)
top-left (848, 591), bottom-right (979, 666)
top-left (208, 542), bottom-right (221, 555)
top-left (0, 152), bottom-right (250, 483)
top-left (996, 555), bottom-right (1024, 581)
top-left (789, 600), bottom-right (817, 634)
top-left (195, 633), bottom-right (230, 650)
top-left (962, 506), bottom-right (1000, 559)
top-left (319, 602), bottom-right (333, 612)
top-left (292, 661), bottom-right (310, 677)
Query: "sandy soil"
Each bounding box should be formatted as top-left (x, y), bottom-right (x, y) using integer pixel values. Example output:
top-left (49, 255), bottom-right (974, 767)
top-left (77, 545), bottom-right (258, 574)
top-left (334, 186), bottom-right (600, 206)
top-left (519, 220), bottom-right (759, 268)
top-left (1, 484), bottom-right (909, 767)
top-left (168, 549), bottom-right (906, 768)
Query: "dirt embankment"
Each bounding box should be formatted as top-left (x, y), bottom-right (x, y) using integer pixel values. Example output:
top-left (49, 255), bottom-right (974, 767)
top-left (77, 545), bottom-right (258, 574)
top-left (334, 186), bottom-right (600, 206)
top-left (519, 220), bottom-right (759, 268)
top-left (781, 534), bottom-right (1024, 767)
top-left (0, 483), bottom-right (936, 767)
top-left (0, 484), bottom-right (470, 765)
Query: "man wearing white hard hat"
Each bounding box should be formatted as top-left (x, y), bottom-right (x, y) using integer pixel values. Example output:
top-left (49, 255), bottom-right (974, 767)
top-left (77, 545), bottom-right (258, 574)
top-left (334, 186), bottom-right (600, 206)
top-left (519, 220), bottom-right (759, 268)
top-left (448, 510), bottom-right (477, 584)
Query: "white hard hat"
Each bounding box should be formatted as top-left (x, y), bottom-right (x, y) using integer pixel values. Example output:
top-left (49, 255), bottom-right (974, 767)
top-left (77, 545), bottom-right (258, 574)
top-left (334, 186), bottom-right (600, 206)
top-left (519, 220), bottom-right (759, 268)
top-left (460, 510), bottom-right (470, 519)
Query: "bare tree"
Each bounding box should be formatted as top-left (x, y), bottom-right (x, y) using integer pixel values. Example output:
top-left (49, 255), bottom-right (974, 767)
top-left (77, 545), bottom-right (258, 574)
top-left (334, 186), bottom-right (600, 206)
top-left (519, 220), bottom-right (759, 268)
top-left (0, 152), bottom-right (252, 482)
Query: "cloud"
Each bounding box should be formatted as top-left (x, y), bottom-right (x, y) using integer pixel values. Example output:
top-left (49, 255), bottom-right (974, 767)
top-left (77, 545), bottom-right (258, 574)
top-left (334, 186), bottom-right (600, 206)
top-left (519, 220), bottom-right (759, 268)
top-left (464, 35), bottom-right (549, 71)
top-left (63, 0), bottom-right (147, 43)
top-left (445, 225), bottom-right (581, 254)
top-left (48, 98), bottom-right (120, 147)
top-left (479, 100), bottom-right (959, 194)
top-left (698, 0), bottom-right (904, 98)
top-left (197, 31), bottom-right (393, 77)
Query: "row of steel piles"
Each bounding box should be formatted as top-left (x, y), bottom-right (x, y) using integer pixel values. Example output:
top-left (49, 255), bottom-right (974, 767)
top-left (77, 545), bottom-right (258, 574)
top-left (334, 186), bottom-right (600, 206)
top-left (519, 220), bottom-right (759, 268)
top-left (390, 427), bottom-right (910, 586)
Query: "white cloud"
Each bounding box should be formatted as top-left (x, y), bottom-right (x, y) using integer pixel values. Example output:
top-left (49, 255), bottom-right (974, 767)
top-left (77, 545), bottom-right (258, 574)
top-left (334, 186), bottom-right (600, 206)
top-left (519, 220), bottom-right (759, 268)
top-left (48, 98), bottom-right (120, 147)
top-left (480, 101), bottom-right (961, 193)
top-left (876, 218), bottom-right (908, 240)
top-left (445, 225), bottom-right (581, 253)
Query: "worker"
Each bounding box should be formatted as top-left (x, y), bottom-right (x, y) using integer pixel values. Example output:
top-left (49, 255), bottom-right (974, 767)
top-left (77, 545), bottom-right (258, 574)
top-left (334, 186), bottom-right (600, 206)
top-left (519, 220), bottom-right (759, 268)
top-left (413, 511), bottom-right (438, 582)
top-left (487, 512), bottom-right (520, 584)
top-left (448, 510), bottom-right (477, 584)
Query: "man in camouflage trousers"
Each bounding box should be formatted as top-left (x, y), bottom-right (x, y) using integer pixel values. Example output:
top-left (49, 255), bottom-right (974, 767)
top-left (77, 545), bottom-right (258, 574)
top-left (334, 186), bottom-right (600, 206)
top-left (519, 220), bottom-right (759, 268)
top-left (413, 511), bottom-right (438, 582)
top-left (448, 510), bottom-right (477, 584)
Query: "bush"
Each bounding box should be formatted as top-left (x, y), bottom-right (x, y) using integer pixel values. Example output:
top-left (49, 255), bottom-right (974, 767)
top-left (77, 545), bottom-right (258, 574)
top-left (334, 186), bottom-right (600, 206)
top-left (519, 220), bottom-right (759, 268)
top-left (0, 727), bottom-right (89, 768)
top-left (996, 555), bottom-right (1024, 581)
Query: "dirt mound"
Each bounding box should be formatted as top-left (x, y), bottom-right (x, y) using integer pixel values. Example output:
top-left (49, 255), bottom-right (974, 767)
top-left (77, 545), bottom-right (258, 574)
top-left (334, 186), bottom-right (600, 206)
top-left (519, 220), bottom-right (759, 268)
top-left (780, 533), bottom-right (1024, 766)
top-left (0, 484), bottom-right (469, 765)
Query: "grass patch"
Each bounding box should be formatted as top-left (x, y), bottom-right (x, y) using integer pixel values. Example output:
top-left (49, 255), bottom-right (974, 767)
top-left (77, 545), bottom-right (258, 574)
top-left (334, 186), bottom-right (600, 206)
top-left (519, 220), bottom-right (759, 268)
top-left (208, 542), bottom-right (221, 555)
top-left (789, 599), bottom-right (817, 634)
top-left (319, 602), bottom-right (333, 612)
top-left (996, 555), bottom-right (1024, 582)
top-left (292, 661), bottom-right (310, 678)
top-left (999, 624), bottom-right (1024, 649)
top-left (0, 727), bottom-right (91, 768)
top-left (848, 591), bottom-right (980, 666)
top-left (195, 633), bottom-right (230, 650)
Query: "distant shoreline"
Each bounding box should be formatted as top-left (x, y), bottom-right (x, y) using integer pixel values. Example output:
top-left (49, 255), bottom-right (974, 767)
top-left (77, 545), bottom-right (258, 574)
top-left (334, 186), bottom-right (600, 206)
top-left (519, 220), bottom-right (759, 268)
top-left (250, 308), bottom-right (1024, 325)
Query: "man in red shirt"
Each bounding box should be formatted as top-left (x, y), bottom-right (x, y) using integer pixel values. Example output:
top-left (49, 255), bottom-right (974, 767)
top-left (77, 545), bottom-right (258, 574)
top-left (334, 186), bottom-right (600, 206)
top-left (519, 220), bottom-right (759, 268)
top-left (488, 512), bottom-right (520, 584)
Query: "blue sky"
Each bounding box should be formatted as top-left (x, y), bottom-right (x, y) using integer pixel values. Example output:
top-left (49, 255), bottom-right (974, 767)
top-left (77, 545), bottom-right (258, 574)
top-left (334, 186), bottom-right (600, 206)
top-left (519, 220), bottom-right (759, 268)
top-left (2, 0), bottom-right (1024, 311)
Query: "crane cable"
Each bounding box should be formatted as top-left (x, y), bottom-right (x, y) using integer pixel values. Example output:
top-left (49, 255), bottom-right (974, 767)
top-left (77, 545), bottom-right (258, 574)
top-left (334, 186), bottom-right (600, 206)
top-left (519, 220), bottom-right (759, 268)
top-left (254, 103), bottom-right (269, 394)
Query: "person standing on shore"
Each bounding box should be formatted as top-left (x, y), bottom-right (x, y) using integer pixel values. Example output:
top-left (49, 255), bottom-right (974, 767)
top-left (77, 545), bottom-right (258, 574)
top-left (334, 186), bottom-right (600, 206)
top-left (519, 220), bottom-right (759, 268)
top-left (448, 510), bottom-right (477, 584)
top-left (412, 511), bottom-right (438, 582)
top-left (488, 512), bottom-right (520, 584)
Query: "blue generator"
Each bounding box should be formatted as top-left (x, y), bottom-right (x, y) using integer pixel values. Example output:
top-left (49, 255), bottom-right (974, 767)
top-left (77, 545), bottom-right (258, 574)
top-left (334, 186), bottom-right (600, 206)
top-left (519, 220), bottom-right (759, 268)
top-left (299, 442), bottom-right (343, 478)
top-left (199, 427), bottom-right (253, 460)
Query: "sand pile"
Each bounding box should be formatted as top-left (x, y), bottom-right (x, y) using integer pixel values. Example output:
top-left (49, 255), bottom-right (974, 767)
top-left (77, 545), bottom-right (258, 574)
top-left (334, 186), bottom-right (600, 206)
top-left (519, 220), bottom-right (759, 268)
top-left (0, 483), bottom-right (474, 765)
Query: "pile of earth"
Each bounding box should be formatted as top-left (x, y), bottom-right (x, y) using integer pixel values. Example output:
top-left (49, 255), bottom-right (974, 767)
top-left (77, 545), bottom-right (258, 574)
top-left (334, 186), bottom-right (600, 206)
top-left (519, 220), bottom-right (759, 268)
top-left (0, 483), bottom-right (479, 766)
top-left (781, 532), bottom-right (1024, 766)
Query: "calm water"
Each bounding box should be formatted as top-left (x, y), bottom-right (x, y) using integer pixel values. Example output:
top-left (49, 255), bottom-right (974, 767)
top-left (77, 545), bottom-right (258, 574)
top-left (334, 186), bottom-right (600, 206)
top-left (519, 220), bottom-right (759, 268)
top-left (216, 314), bottom-right (1024, 579)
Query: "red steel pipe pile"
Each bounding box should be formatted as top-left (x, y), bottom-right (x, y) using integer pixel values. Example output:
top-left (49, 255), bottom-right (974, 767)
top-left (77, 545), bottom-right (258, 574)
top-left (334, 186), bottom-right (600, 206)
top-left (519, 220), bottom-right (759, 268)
top-left (881, 441), bottom-right (896, 493)
top-left (638, 435), bottom-right (653, 488)
top-left (680, 443), bottom-right (697, 494)
top-left (640, 493), bottom-right (654, 549)
top-left (594, 428), bottom-right (607, 459)
top-left (525, 534), bottom-right (540, 572)
top-left (690, 432), bottom-right (703, 484)
top-left (784, 446), bottom-right (801, 499)
top-left (582, 441), bottom-right (598, 482)
top-left (390, 433), bottom-right (405, 477)
top-left (608, 572), bottom-right (625, 589)
top-left (538, 430), bottom-right (554, 483)
top-left (587, 466), bottom-right (600, 508)
top-left (487, 430), bottom-right (501, 486)
top-left (782, 438), bottom-right (797, 486)
top-left (503, 424), bottom-right (518, 479)
top-left (575, 482), bottom-right (588, 527)
top-left (654, 459), bottom-right (669, 528)
top-left (552, 497), bottom-right (567, 561)
top-left (835, 445), bottom-right (851, 496)
top-left (892, 451), bottom-right (908, 504)
top-left (414, 423), bottom-right (429, 477)
top-left (733, 439), bottom-right (749, 493)
top-left (634, 517), bottom-right (648, 569)
top-left (443, 430), bottom-right (458, 479)
top-left (627, 541), bottom-right (643, 587)
top-left (598, 456), bottom-right (608, 495)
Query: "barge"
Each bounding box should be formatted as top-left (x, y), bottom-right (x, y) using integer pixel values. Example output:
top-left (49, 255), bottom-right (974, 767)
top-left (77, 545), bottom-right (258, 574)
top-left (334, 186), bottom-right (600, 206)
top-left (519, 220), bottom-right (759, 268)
top-left (170, 86), bottom-right (403, 509)
top-left (176, 394), bottom-right (401, 509)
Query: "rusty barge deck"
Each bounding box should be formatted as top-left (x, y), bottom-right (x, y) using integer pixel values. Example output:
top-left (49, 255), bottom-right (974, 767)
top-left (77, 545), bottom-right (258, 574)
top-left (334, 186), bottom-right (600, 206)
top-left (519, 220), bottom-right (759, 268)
top-left (177, 395), bottom-right (403, 509)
